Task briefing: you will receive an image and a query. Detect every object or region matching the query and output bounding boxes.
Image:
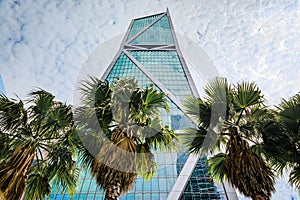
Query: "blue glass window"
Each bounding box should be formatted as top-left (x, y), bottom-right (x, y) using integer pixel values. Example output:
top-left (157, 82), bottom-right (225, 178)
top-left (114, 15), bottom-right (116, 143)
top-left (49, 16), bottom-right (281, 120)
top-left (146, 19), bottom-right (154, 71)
top-left (151, 193), bottom-right (160, 199)
top-left (144, 193), bottom-right (151, 199)
top-left (130, 16), bottom-right (174, 45)
top-left (136, 193), bottom-right (143, 200)
top-left (143, 181), bottom-right (151, 191)
top-left (80, 178), bottom-right (91, 192)
top-left (159, 178), bottom-right (167, 192)
top-left (95, 194), bottom-right (103, 199)
top-left (151, 178), bottom-right (159, 191)
top-left (158, 167), bottom-right (166, 176)
top-left (134, 178), bottom-right (143, 191)
top-left (129, 50), bottom-right (192, 102)
top-left (78, 194), bottom-right (87, 200)
top-left (127, 13), bottom-right (164, 41)
top-left (0, 74), bottom-right (6, 95)
top-left (54, 194), bottom-right (63, 200)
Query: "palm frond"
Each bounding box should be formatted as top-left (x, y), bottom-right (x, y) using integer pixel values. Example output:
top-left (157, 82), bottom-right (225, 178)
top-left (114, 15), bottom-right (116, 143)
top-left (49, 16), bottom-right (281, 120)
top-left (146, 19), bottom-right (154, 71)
top-left (0, 164), bottom-right (27, 200)
top-left (0, 89), bottom-right (78, 200)
top-left (136, 144), bottom-right (157, 181)
top-left (140, 116), bottom-right (177, 151)
top-left (183, 127), bottom-right (208, 154)
top-left (77, 77), bottom-right (177, 199)
top-left (277, 93), bottom-right (300, 111)
top-left (140, 84), bottom-right (168, 114)
top-left (80, 76), bottom-right (110, 105)
top-left (208, 153), bottom-right (227, 182)
top-left (260, 119), bottom-right (294, 175)
top-left (289, 164), bottom-right (300, 189)
top-left (183, 96), bottom-right (211, 128)
top-left (204, 77), bottom-right (229, 104)
top-left (45, 144), bottom-right (79, 196)
top-left (28, 90), bottom-right (55, 126)
top-left (25, 165), bottom-right (51, 200)
top-left (232, 81), bottom-right (263, 111)
top-left (203, 77), bottom-right (230, 127)
top-left (0, 143), bottom-right (36, 200)
top-left (79, 77), bottom-right (113, 129)
top-left (0, 190), bottom-right (6, 200)
top-left (0, 94), bottom-right (27, 132)
top-left (76, 122), bottom-right (105, 169)
top-left (277, 96), bottom-right (300, 133)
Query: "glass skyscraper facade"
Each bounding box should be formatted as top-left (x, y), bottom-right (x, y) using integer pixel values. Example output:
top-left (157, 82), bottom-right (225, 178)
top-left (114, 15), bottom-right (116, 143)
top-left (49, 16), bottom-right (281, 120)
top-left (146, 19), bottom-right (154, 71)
top-left (0, 74), bottom-right (6, 95)
top-left (50, 10), bottom-right (234, 200)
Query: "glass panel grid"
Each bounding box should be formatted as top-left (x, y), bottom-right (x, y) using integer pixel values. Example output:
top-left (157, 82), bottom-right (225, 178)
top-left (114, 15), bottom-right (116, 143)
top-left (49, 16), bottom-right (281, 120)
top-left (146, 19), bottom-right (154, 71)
top-left (180, 157), bottom-right (226, 200)
top-left (127, 13), bottom-right (164, 41)
top-left (0, 74), bottom-right (6, 95)
top-left (129, 50), bottom-right (192, 103)
top-left (106, 52), bottom-right (151, 88)
top-left (107, 52), bottom-right (194, 130)
top-left (131, 15), bottom-right (174, 45)
top-left (49, 165), bottom-right (105, 200)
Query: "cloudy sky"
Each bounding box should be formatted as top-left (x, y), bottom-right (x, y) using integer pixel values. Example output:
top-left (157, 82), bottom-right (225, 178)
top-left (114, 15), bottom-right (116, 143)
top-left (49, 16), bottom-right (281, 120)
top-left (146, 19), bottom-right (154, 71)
top-left (1, 0), bottom-right (300, 199)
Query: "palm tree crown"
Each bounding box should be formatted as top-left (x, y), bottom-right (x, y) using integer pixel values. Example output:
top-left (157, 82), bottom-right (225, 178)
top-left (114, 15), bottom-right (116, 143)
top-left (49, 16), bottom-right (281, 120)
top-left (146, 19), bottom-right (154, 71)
top-left (262, 93), bottom-right (300, 189)
top-left (183, 77), bottom-right (275, 200)
top-left (0, 90), bottom-right (79, 200)
top-left (76, 77), bottom-right (176, 200)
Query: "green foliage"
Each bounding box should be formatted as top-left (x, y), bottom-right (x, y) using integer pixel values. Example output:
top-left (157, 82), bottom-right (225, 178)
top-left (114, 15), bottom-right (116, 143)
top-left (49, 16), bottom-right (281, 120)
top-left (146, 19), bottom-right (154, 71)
top-left (263, 93), bottom-right (300, 189)
top-left (184, 77), bottom-right (275, 199)
top-left (290, 165), bottom-right (300, 189)
top-left (76, 77), bottom-right (176, 198)
top-left (184, 96), bottom-right (211, 128)
top-left (232, 81), bottom-right (263, 111)
top-left (208, 153), bottom-right (227, 182)
top-left (0, 90), bottom-right (78, 200)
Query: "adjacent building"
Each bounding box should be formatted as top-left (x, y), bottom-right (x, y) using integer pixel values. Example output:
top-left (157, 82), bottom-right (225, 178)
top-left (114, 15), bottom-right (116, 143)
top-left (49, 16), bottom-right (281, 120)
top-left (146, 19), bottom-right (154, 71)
top-left (0, 74), bottom-right (6, 95)
top-left (50, 9), bottom-right (237, 200)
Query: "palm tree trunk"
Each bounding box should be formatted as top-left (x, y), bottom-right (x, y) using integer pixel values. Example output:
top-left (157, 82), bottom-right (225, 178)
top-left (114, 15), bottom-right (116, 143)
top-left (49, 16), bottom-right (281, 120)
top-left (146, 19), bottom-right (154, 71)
top-left (253, 194), bottom-right (270, 200)
top-left (104, 182), bottom-right (121, 200)
top-left (0, 146), bottom-right (36, 200)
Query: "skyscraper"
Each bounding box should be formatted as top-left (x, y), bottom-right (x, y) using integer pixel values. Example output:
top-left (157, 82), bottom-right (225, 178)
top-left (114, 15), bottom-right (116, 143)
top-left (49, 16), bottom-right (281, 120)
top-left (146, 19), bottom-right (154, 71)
top-left (0, 74), bottom-right (6, 95)
top-left (51, 9), bottom-right (237, 200)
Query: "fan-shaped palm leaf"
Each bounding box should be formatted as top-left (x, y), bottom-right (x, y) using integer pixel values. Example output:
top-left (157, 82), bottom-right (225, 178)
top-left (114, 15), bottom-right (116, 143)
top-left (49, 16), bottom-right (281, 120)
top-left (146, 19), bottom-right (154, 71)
top-left (232, 81), bottom-right (263, 111)
top-left (183, 96), bottom-right (211, 128)
top-left (136, 144), bottom-right (157, 180)
top-left (208, 153), bottom-right (227, 182)
top-left (204, 77), bottom-right (229, 104)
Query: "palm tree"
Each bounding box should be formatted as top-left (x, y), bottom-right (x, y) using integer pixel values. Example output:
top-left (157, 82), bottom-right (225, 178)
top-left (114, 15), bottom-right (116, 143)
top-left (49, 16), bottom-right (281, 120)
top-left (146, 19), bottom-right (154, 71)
top-left (75, 77), bottom-right (176, 200)
top-left (0, 90), bottom-right (79, 200)
top-left (262, 93), bottom-right (300, 189)
top-left (183, 77), bottom-right (275, 200)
